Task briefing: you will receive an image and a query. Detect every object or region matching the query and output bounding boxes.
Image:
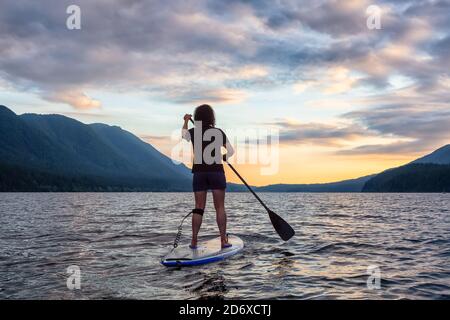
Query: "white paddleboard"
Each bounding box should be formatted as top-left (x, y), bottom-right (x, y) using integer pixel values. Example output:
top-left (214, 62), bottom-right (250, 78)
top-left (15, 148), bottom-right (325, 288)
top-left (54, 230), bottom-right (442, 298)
top-left (161, 234), bottom-right (244, 267)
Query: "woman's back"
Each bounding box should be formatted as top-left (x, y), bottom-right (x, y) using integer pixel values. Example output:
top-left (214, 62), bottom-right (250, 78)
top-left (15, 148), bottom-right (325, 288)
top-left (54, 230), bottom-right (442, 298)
top-left (185, 125), bottom-right (228, 172)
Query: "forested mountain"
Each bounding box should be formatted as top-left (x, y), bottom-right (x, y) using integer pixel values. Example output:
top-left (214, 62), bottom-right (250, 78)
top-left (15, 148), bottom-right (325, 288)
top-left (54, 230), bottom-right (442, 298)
top-left (0, 105), bottom-right (191, 191)
top-left (362, 164), bottom-right (450, 192)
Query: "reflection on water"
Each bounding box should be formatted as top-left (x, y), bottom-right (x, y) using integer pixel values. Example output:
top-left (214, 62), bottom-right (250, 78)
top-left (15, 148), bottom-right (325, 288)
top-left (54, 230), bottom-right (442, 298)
top-left (190, 271), bottom-right (228, 300)
top-left (0, 192), bottom-right (449, 299)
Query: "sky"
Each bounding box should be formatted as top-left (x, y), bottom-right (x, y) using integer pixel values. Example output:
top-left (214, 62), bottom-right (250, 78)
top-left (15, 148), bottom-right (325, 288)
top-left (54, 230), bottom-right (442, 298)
top-left (1, 0), bottom-right (450, 185)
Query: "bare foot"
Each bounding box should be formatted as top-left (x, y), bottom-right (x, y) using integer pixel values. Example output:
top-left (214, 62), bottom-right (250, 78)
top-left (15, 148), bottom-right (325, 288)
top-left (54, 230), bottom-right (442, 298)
top-left (191, 238), bottom-right (197, 249)
top-left (221, 235), bottom-right (231, 248)
top-left (221, 242), bottom-right (232, 249)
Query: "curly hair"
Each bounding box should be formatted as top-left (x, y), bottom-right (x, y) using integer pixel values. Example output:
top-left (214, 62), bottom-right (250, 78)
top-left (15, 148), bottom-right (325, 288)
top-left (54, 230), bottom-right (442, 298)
top-left (194, 104), bottom-right (215, 127)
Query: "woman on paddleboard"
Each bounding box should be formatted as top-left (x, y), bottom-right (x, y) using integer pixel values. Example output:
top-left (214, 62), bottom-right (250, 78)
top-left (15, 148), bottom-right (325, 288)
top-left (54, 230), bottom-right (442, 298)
top-left (182, 104), bottom-right (235, 249)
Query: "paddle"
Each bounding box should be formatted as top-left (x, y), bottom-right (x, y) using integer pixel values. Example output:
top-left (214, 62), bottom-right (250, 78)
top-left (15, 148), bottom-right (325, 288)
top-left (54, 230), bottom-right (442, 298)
top-left (225, 162), bottom-right (295, 241)
top-left (188, 119), bottom-right (295, 241)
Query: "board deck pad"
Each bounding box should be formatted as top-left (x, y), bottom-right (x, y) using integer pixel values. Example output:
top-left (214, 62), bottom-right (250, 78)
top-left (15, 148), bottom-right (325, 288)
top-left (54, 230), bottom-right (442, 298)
top-left (161, 234), bottom-right (244, 267)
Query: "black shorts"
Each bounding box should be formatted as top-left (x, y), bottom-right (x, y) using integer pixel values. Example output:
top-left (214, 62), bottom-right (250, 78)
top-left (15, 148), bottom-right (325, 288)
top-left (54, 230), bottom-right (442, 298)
top-left (193, 172), bottom-right (226, 192)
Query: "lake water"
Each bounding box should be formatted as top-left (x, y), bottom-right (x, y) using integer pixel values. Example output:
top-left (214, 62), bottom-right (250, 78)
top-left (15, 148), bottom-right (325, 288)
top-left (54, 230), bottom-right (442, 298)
top-left (0, 192), bottom-right (449, 300)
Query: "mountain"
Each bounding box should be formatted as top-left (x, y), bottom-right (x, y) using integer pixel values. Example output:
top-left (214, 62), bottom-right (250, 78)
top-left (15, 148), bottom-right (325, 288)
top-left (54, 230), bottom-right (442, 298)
top-left (0, 105), bottom-right (191, 191)
top-left (411, 144), bottom-right (450, 164)
top-left (254, 175), bottom-right (374, 192)
top-left (362, 145), bottom-right (450, 192)
top-left (362, 164), bottom-right (450, 192)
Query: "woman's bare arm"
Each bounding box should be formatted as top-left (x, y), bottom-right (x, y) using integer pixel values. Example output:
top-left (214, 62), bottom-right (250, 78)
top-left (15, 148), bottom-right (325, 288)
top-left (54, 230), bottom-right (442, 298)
top-left (223, 137), bottom-right (235, 161)
top-left (182, 114), bottom-right (192, 141)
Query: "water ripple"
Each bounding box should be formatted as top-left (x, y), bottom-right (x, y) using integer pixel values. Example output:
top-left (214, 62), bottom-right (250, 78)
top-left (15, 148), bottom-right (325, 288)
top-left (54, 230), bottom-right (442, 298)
top-left (0, 192), bottom-right (449, 299)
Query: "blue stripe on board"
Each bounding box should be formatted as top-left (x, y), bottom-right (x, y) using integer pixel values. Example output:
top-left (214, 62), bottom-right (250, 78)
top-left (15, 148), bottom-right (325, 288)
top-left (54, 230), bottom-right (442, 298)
top-left (161, 255), bottom-right (224, 267)
top-left (161, 247), bottom-right (242, 267)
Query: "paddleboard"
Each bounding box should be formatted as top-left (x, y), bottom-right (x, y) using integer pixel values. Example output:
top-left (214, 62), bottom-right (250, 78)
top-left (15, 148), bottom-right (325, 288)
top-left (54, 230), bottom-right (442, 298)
top-left (161, 234), bottom-right (244, 267)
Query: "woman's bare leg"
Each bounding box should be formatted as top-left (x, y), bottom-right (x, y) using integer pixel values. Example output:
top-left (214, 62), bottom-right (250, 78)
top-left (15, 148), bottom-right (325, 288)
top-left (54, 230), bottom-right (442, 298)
top-left (192, 191), bottom-right (207, 247)
top-left (212, 189), bottom-right (228, 246)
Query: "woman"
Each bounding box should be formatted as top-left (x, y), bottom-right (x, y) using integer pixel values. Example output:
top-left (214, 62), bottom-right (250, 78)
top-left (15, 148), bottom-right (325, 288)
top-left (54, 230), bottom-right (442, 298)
top-left (182, 104), bottom-right (234, 249)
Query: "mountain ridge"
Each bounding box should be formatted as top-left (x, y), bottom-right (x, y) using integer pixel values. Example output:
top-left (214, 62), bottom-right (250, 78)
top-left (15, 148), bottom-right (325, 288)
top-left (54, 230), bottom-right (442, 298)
top-left (254, 174), bottom-right (375, 192)
top-left (411, 144), bottom-right (450, 165)
top-left (362, 145), bottom-right (450, 192)
top-left (0, 105), bottom-right (192, 191)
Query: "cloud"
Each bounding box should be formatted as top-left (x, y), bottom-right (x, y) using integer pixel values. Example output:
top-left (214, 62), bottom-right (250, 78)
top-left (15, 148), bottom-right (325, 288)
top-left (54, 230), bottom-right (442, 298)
top-left (44, 90), bottom-right (101, 110)
top-left (0, 0), bottom-right (449, 162)
top-left (303, 99), bottom-right (352, 110)
top-left (0, 2), bottom-right (446, 83)
top-left (322, 67), bottom-right (359, 94)
top-left (340, 102), bottom-right (450, 155)
top-left (0, 1), bottom-right (416, 98)
top-left (271, 99), bottom-right (450, 156)
top-left (272, 120), bottom-right (371, 147)
top-left (293, 80), bottom-right (316, 93)
top-left (291, 0), bottom-right (373, 36)
top-left (292, 67), bottom-right (359, 95)
top-left (162, 88), bottom-right (247, 105)
top-left (336, 140), bottom-right (422, 156)
top-left (345, 104), bottom-right (450, 139)
top-left (0, 0), bottom-right (262, 108)
top-left (234, 65), bottom-right (269, 79)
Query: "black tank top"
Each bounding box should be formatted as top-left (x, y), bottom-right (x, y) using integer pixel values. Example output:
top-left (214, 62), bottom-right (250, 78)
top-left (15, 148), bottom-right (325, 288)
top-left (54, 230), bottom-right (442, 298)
top-left (187, 126), bottom-right (227, 173)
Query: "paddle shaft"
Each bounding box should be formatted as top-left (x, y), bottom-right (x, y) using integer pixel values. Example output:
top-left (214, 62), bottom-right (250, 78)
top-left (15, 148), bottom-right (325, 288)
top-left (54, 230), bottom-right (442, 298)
top-left (188, 118), bottom-right (269, 211)
top-left (225, 162), bottom-right (270, 211)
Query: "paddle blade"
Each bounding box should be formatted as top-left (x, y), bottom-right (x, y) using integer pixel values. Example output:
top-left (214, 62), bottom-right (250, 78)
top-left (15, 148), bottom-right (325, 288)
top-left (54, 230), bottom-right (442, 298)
top-left (268, 210), bottom-right (295, 241)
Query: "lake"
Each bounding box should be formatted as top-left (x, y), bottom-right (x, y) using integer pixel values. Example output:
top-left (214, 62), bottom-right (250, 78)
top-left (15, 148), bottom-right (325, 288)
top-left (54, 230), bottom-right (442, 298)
top-left (0, 192), bottom-right (449, 299)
